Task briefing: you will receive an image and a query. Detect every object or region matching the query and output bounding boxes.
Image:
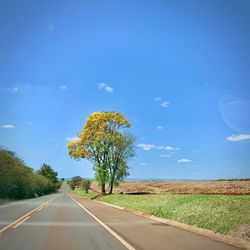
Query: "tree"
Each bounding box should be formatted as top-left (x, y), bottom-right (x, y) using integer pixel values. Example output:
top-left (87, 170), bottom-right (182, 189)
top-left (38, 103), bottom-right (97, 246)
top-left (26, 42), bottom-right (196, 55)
top-left (81, 179), bottom-right (91, 193)
top-left (107, 133), bottom-right (135, 194)
top-left (37, 163), bottom-right (58, 184)
top-left (68, 112), bottom-right (130, 194)
top-left (69, 176), bottom-right (82, 190)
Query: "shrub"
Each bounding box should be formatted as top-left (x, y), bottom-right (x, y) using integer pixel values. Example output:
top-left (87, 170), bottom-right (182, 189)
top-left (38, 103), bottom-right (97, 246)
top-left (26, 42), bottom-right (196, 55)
top-left (0, 147), bottom-right (61, 200)
top-left (81, 179), bottom-right (91, 193)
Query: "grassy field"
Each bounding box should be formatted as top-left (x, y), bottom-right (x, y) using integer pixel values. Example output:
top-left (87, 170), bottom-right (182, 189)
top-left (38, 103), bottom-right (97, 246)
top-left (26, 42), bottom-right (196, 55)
top-left (72, 182), bottom-right (250, 239)
top-left (98, 194), bottom-right (250, 235)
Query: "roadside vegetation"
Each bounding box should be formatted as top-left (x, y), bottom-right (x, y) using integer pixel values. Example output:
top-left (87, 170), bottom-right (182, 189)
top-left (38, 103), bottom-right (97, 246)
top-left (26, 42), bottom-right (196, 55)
top-left (73, 187), bottom-right (97, 200)
top-left (67, 176), bottom-right (96, 199)
top-left (67, 112), bottom-right (135, 194)
top-left (98, 194), bottom-right (250, 234)
top-left (0, 147), bottom-right (61, 200)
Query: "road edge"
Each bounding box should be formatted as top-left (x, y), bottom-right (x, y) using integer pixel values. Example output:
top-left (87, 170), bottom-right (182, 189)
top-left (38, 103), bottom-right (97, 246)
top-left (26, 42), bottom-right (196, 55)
top-left (92, 198), bottom-right (250, 250)
top-left (67, 192), bottom-right (136, 250)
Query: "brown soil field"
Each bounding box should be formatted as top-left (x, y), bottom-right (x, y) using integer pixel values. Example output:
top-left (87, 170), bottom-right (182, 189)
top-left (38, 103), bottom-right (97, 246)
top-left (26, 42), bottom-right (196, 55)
top-left (90, 181), bottom-right (250, 195)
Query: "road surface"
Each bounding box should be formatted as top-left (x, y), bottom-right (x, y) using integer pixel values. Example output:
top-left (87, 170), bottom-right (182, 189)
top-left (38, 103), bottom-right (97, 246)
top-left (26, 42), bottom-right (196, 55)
top-left (0, 185), bottom-right (243, 250)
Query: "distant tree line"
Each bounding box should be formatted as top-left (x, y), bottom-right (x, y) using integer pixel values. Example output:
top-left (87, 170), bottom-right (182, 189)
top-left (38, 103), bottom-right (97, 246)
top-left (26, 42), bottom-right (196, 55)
top-left (217, 178), bottom-right (250, 181)
top-left (0, 147), bottom-right (61, 200)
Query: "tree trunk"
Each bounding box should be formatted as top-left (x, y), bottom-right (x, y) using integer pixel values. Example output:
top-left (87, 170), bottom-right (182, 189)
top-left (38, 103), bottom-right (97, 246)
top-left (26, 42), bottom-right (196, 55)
top-left (101, 183), bottom-right (106, 195)
top-left (109, 181), bottom-right (114, 194)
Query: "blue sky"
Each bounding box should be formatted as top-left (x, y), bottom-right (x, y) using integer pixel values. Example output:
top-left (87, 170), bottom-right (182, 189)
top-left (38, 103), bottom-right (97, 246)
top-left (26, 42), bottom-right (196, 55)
top-left (0, 0), bottom-right (249, 180)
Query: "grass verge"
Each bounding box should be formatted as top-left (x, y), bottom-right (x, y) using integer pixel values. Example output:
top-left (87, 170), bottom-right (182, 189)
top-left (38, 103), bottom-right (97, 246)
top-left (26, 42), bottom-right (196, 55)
top-left (72, 188), bottom-right (98, 200)
top-left (98, 194), bottom-right (250, 234)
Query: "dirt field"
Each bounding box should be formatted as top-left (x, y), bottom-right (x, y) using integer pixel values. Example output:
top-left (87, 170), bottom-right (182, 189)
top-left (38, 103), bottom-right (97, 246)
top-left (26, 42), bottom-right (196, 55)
top-left (90, 181), bottom-right (250, 195)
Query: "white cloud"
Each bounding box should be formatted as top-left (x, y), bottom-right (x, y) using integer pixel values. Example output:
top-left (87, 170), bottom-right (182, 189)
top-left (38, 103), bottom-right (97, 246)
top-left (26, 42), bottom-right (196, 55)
top-left (48, 23), bottom-right (55, 32)
top-left (160, 101), bottom-right (170, 108)
top-left (0, 86), bottom-right (22, 93)
top-left (154, 96), bottom-right (170, 108)
top-left (27, 122), bottom-right (33, 125)
top-left (158, 145), bottom-right (179, 151)
top-left (137, 144), bottom-right (156, 151)
top-left (156, 126), bottom-right (163, 130)
top-left (140, 162), bottom-right (147, 166)
top-left (1, 124), bottom-right (15, 129)
top-left (137, 143), bottom-right (179, 151)
top-left (154, 97), bottom-right (162, 101)
top-left (66, 137), bottom-right (79, 142)
top-left (98, 82), bottom-right (114, 93)
top-left (226, 134), bottom-right (250, 142)
top-left (59, 85), bottom-right (67, 90)
top-left (177, 159), bottom-right (192, 163)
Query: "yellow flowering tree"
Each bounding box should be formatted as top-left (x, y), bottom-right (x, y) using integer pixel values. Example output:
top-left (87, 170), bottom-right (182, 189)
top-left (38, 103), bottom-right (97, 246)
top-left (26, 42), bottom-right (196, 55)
top-left (67, 112), bottom-right (131, 194)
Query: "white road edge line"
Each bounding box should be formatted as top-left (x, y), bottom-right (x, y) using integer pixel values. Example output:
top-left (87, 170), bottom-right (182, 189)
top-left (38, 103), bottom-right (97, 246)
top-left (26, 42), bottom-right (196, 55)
top-left (68, 194), bottom-right (136, 250)
top-left (12, 216), bottom-right (30, 229)
top-left (0, 195), bottom-right (58, 235)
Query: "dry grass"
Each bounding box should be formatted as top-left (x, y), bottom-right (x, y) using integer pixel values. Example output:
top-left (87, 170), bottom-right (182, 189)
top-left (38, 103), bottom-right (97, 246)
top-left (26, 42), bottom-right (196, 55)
top-left (90, 181), bottom-right (250, 195)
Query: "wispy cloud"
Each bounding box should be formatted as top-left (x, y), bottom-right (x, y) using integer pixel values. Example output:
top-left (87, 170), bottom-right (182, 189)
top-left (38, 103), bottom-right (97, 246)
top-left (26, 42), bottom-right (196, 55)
top-left (1, 124), bottom-right (15, 129)
top-left (0, 84), bottom-right (70, 93)
top-left (48, 23), bottom-right (55, 32)
top-left (154, 97), bottom-right (162, 101)
top-left (160, 101), bottom-right (170, 108)
top-left (154, 96), bottom-right (170, 108)
top-left (27, 122), bottom-right (33, 125)
top-left (137, 144), bottom-right (155, 151)
top-left (140, 162), bottom-right (147, 166)
top-left (98, 82), bottom-right (114, 93)
top-left (177, 159), bottom-right (192, 163)
top-left (0, 86), bottom-right (22, 93)
top-left (158, 145), bottom-right (179, 151)
top-left (66, 137), bottom-right (79, 142)
top-left (59, 85), bottom-right (68, 90)
top-left (137, 143), bottom-right (179, 151)
top-left (156, 126), bottom-right (163, 130)
top-left (0, 84), bottom-right (44, 93)
top-left (226, 134), bottom-right (250, 142)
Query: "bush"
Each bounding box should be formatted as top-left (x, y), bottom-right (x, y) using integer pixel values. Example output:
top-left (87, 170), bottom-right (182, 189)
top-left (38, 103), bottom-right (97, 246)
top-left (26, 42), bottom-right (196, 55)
top-left (0, 147), bottom-right (60, 200)
top-left (81, 179), bottom-right (91, 193)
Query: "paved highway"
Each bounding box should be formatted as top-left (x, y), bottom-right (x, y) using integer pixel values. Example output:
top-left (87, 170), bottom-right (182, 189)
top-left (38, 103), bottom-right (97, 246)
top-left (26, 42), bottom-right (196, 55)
top-left (0, 186), bottom-right (127, 250)
top-left (0, 185), bottom-right (244, 250)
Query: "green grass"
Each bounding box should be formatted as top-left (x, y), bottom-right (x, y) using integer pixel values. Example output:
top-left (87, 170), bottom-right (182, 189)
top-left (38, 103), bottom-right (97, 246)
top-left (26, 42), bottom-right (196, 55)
top-left (99, 194), bottom-right (250, 234)
top-left (73, 188), bottom-right (98, 200)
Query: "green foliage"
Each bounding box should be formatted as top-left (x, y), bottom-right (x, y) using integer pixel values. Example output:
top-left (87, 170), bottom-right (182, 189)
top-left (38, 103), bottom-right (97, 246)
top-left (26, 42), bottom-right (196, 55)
top-left (107, 133), bottom-right (135, 194)
top-left (38, 163), bottom-right (58, 184)
top-left (69, 176), bottom-right (82, 190)
top-left (73, 187), bottom-right (97, 200)
top-left (0, 147), bottom-right (60, 200)
top-left (81, 179), bottom-right (91, 193)
top-left (68, 111), bottom-right (133, 194)
top-left (100, 194), bottom-right (250, 234)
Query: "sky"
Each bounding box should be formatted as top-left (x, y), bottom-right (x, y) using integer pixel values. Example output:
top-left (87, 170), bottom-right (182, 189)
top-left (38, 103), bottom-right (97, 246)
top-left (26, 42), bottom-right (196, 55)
top-left (0, 0), bottom-right (249, 180)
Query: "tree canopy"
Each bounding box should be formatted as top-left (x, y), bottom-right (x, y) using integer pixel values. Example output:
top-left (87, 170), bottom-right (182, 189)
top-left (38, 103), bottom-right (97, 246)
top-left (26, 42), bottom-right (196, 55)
top-left (38, 163), bottom-right (59, 184)
top-left (68, 112), bottom-right (135, 194)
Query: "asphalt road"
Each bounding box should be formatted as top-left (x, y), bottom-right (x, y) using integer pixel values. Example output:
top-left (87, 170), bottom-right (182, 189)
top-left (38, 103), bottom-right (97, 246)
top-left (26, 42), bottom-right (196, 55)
top-left (0, 186), bottom-right (127, 250)
top-left (0, 185), bottom-right (244, 250)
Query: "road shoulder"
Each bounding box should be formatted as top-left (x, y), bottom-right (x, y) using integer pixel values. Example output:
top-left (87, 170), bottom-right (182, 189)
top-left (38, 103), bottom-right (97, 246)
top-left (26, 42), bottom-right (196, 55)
top-left (71, 192), bottom-right (248, 250)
